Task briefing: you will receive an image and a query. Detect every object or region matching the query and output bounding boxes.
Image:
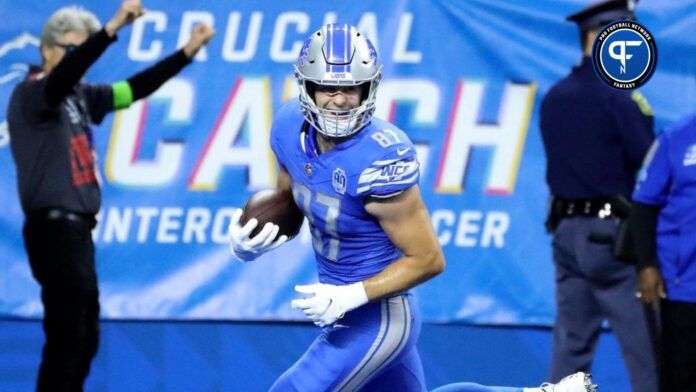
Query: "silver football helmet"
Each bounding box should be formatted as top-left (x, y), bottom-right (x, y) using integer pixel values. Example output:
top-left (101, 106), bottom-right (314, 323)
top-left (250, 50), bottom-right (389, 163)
top-left (294, 24), bottom-right (381, 138)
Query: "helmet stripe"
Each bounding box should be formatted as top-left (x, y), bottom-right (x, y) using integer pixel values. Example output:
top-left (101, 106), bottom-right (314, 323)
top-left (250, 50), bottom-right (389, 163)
top-left (326, 24), bottom-right (333, 73)
top-left (331, 24), bottom-right (344, 64)
top-left (336, 26), bottom-right (342, 72)
top-left (343, 24), bottom-right (348, 64)
top-left (325, 23), bottom-right (353, 74)
top-left (345, 24), bottom-right (352, 73)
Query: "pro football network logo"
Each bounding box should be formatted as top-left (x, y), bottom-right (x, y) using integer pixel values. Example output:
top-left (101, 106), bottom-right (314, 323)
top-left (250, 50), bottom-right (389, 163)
top-left (592, 20), bottom-right (657, 90)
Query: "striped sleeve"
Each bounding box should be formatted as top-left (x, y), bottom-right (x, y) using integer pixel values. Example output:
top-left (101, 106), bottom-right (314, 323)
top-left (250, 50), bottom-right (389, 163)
top-left (356, 150), bottom-right (420, 198)
top-left (632, 134), bottom-right (671, 207)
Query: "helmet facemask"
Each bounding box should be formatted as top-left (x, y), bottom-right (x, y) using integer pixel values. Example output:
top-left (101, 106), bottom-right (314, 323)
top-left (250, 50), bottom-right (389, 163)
top-left (296, 73), bottom-right (381, 138)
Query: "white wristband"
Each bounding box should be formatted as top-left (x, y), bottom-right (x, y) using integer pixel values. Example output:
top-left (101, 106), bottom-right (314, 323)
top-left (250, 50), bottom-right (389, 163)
top-left (344, 282), bottom-right (369, 311)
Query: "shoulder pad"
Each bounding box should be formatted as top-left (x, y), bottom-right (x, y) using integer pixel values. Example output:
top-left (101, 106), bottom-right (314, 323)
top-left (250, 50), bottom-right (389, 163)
top-left (270, 99), bottom-right (304, 165)
top-left (352, 124), bottom-right (419, 197)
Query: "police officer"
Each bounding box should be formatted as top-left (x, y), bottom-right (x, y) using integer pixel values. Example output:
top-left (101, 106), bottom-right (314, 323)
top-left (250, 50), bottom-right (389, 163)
top-left (6, 2), bottom-right (213, 390)
top-left (631, 113), bottom-right (696, 391)
top-left (539, 1), bottom-right (658, 391)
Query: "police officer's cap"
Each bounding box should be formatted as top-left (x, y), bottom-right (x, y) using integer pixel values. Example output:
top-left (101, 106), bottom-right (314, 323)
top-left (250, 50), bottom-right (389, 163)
top-left (567, 0), bottom-right (638, 32)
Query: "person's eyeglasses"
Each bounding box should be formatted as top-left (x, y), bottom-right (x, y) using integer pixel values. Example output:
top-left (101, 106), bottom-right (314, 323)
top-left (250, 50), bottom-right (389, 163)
top-left (55, 43), bottom-right (78, 52)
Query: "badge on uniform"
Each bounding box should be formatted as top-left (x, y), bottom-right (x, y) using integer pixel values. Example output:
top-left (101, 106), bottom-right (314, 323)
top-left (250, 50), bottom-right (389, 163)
top-left (332, 168), bottom-right (346, 195)
top-left (305, 163), bottom-right (313, 176)
top-left (684, 144), bottom-right (696, 166)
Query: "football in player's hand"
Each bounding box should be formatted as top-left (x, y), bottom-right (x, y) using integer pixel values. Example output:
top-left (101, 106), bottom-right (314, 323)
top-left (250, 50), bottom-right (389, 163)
top-left (241, 189), bottom-right (304, 239)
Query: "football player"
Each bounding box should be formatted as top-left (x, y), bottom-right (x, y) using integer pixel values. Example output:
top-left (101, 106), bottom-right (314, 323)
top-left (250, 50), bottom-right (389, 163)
top-left (229, 24), bottom-right (595, 392)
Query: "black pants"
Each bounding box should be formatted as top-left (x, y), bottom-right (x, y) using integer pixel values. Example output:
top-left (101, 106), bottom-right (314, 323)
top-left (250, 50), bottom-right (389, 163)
top-left (661, 299), bottom-right (696, 392)
top-left (23, 214), bottom-right (99, 392)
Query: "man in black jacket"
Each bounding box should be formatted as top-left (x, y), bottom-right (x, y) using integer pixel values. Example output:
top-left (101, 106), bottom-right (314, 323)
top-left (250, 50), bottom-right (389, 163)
top-left (6, 1), bottom-right (214, 390)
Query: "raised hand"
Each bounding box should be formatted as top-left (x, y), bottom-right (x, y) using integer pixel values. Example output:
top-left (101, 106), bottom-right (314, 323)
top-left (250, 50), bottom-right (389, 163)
top-left (183, 24), bottom-right (216, 59)
top-left (105, 0), bottom-right (146, 37)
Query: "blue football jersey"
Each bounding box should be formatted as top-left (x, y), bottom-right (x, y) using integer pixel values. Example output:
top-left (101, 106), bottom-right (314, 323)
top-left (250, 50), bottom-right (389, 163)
top-left (270, 100), bottom-right (420, 284)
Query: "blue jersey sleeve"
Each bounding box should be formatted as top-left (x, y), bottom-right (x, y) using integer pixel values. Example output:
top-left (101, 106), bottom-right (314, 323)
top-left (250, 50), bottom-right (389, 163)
top-left (355, 140), bottom-right (420, 198)
top-left (269, 118), bottom-right (284, 168)
top-left (632, 134), bottom-right (671, 206)
top-left (270, 99), bottom-right (303, 169)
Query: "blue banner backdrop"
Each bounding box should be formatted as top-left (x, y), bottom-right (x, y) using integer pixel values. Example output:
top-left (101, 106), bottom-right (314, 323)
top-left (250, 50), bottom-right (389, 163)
top-left (1, 0), bottom-right (694, 324)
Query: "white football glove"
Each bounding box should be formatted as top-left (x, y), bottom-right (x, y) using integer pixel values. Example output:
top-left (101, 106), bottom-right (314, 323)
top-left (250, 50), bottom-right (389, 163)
top-left (229, 208), bottom-right (288, 262)
top-left (290, 282), bottom-right (369, 327)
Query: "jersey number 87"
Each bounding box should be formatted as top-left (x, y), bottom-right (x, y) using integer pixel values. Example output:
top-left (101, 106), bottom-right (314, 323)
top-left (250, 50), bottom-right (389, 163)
top-left (293, 183), bottom-right (342, 262)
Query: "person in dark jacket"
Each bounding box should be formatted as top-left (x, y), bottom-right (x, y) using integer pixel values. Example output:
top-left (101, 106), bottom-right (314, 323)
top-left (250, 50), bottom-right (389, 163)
top-left (539, 1), bottom-right (658, 391)
top-left (6, 1), bottom-right (214, 390)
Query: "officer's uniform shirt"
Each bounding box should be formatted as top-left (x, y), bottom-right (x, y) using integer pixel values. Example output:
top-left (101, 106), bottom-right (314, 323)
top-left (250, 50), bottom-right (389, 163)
top-left (7, 69), bottom-right (112, 215)
top-left (540, 57), bottom-right (654, 199)
top-left (633, 114), bottom-right (696, 303)
top-left (270, 99), bottom-right (420, 285)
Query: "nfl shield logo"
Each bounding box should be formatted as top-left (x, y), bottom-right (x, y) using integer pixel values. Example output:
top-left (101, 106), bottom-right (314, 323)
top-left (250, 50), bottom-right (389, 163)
top-left (332, 168), bottom-right (346, 195)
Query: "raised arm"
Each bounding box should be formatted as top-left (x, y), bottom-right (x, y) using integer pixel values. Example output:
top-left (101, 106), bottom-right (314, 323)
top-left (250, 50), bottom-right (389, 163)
top-left (45, 0), bottom-right (145, 106)
top-left (120, 24), bottom-right (215, 106)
